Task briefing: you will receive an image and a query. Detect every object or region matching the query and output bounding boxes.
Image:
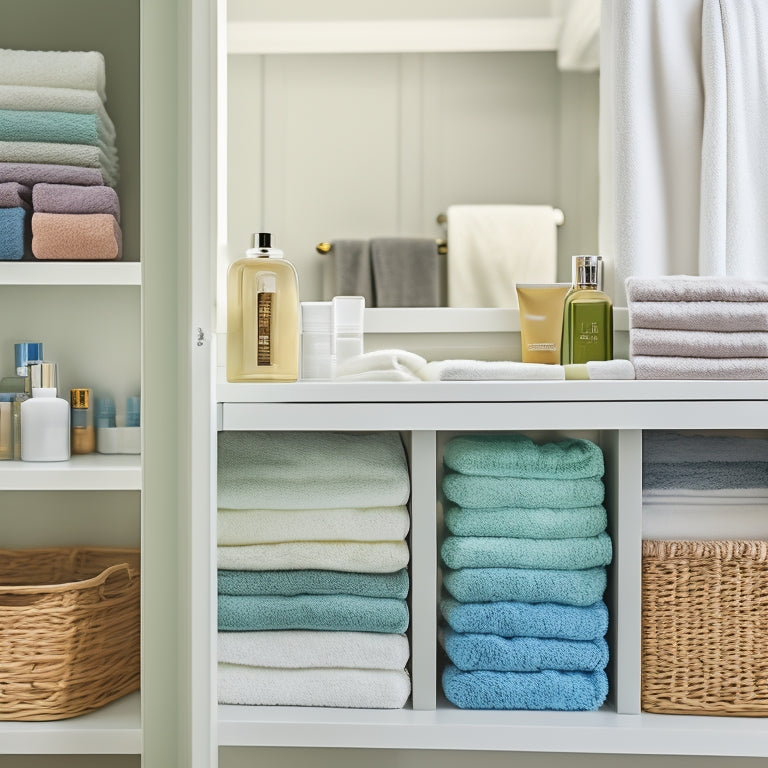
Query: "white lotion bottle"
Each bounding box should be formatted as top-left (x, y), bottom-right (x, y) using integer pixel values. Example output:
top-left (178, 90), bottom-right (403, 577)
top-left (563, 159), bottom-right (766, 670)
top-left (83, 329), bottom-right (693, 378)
top-left (21, 362), bottom-right (70, 462)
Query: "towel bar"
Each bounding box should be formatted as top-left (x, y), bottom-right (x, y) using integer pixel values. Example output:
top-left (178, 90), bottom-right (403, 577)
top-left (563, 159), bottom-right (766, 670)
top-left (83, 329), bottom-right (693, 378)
top-left (316, 239), bottom-right (448, 255)
top-left (436, 208), bottom-right (565, 226)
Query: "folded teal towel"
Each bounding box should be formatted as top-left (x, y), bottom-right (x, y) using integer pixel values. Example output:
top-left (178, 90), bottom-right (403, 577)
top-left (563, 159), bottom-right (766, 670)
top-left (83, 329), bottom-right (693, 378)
top-left (444, 503), bottom-right (607, 539)
top-left (444, 434), bottom-right (604, 478)
top-left (442, 472), bottom-right (605, 509)
top-left (441, 629), bottom-right (609, 673)
top-left (441, 533), bottom-right (612, 571)
top-left (442, 567), bottom-right (607, 607)
top-left (442, 665), bottom-right (608, 710)
top-left (643, 461), bottom-right (768, 490)
top-left (218, 568), bottom-right (409, 598)
top-left (0, 206), bottom-right (26, 260)
top-left (218, 431), bottom-right (410, 509)
top-left (218, 594), bottom-right (409, 633)
top-left (440, 598), bottom-right (609, 641)
top-left (0, 109), bottom-right (105, 147)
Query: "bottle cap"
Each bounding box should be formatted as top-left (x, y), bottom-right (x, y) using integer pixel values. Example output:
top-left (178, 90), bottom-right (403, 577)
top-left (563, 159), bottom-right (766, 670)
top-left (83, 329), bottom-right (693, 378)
top-left (126, 396), bottom-right (141, 427)
top-left (332, 296), bottom-right (365, 333)
top-left (572, 255), bottom-right (600, 288)
top-left (15, 342), bottom-right (44, 376)
top-left (71, 388), bottom-right (91, 409)
top-left (28, 361), bottom-right (57, 391)
top-left (249, 232), bottom-right (283, 259)
top-left (301, 302), bottom-right (332, 333)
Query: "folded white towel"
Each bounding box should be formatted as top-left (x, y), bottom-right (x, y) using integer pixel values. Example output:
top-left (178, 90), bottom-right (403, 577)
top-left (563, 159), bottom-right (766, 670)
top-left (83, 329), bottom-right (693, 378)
top-left (0, 85), bottom-right (116, 142)
top-left (626, 276), bottom-right (768, 303)
top-left (643, 502), bottom-right (768, 540)
top-left (628, 300), bottom-right (768, 332)
top-left (0, 49), bottom-right (107, 102)
top-left (630, 328), bottom-right (768, 358)
top-left (420, 360), bottom-right (565, 381)
top-left (217, 506), bottom-right (410, 545)
top-left (0, 140), bottom-right (118, 186)
top-left (333, 349), bottom-right (427, 382)
top-left (217, 540), bottom-right (410, 573)
top-left (632, 355), bottom-right (768, 380)
top-left (585, 359), bottom-right (636, 379)
top-left (218, 631), bottom-right (410, 670)
top-left (218, 664), bottom-right (411, 708)
top-left (643, 488), bottom-right (768, 502)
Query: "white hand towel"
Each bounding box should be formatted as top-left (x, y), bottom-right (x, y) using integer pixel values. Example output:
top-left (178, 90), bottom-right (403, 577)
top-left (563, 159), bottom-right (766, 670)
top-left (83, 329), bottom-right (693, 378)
top-left (0, 49), bottom-right (107, 102)
top-left (217, 506), bottom-right (410, 545)
top-left (628, 300), bottom-right (768, 332)
top-left (630, 328), bottom-right (768, 358)
top-left (643, 488), bottom-right (768, 503)
top-left (216, 540), bottom-right (410, 573)
top-left (626, 276), bottom-right (768, 303)
top-left (217, 664), bottom-right (411, 708)
top-left (218, 631), bottom-right (410, 670)
top-left (631, 355), bottom-right (768, 380)
top-left (333, 349), bottom-right (428, 382)
top-left (643, 501), bottom-right (768, 541)
top-left (419, 360), bottom-right (565, 381)
top-left (585, 359), bottom-right (635, 379)
top-left (446, 205), bottom-right (557, 308)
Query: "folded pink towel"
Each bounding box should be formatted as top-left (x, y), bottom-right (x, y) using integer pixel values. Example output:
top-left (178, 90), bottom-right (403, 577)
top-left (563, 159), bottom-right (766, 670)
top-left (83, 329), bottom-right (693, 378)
top-left (630, 329), bottom-right (768, 358)
top-left (31, 212), bottom-right (122, 260)
top-left (32, 183), bottom-right (120, 222)
top-left (628, 301), bottom-right (768, 332)
top-left (632, 356), bottom-right (768, 380)
top-left (0, 182), bottom-right (30, 209)
top-left (0, 162), bottom-right (103, 186)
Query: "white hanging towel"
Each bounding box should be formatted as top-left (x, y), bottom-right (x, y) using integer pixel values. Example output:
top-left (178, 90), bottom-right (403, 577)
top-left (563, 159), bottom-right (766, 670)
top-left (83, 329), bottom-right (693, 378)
top-left (446, 204), bottom-right (557, 308)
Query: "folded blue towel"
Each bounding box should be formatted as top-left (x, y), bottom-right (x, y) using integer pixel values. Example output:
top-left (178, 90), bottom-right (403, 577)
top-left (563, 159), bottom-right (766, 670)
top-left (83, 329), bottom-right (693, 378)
top-left (440, 598), bottom-right (609, 641)
top-left (0, 109), bottom-right (103, 147)
top-left (0, 206), bottom-right (26, 260)
top-left (442, 665), bottom-right (608, 710)
top-left (643, 461), bottom-right (768, 490)
top-left (442, 567), bottom-right (607, 607)
top-left (643, 431), bottom-right (768, 464)
top-left (218, 594), bottom-right (409, 633)
top-left (218, 431), bottom-right (410, 509)
top-left (444, 503), bottom-right (607, 539)
top-left (442, 472), bottom-right (604, 509)
top-left (441, 629), bottom-right (609, 673)
top-left (218, 568), bottom-right (409, 598)
top-left (444, 434), bottom-right (604, 479)
top-left (441, 533), bottom-right (612, 571)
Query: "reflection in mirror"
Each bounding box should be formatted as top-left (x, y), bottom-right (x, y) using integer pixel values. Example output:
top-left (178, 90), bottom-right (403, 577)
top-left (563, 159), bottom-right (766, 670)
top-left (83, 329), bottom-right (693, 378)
top-left (225, 1), bottom-right (599, 309)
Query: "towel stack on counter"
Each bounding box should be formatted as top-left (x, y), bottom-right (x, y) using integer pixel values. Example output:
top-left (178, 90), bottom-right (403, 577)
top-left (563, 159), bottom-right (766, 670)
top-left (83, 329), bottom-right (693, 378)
top-left (626, 276), bottom-right (768, 379)
top-left (0, 48), bottom-right (121, 261)
top-left (216, 431), bottom-right (412, 708)
top-left (439, 434), bottom-right (612, 710)
top-left (643, 431), bottom-right (768, 540)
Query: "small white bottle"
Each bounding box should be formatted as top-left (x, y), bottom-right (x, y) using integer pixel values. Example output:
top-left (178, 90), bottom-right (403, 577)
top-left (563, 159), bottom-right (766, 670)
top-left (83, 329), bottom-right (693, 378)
top-left (21, 362), bottom-right (71, 462)
top-left (300, 301), bottom-right (333, 380)
top-left (332, 296), bottom-right (365, 374)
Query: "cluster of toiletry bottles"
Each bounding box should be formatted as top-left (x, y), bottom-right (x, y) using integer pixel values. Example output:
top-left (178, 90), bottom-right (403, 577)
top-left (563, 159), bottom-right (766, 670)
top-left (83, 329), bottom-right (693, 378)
top-left (517, 255), bottom-right (613, 366)
top-left (0, 341), bottom-right (140, 461)
top-left (226, 232), bottom-right (363, 383)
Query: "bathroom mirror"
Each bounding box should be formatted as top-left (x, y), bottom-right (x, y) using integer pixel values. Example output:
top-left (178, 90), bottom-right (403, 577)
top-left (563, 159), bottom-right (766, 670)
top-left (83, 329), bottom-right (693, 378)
top-left (223, 0), bottom-right (599, 309)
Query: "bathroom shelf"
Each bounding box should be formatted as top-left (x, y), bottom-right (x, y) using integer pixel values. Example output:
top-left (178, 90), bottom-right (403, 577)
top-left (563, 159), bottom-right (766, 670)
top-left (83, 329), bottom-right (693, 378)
top-left (0, 262), bottom-right (141, 286)
top-left (0, 454), bottom-right (141, 491)
top-left (0, 691), bottom-right (141, 755)
top-left (218, 702), bottom-right (768, 757)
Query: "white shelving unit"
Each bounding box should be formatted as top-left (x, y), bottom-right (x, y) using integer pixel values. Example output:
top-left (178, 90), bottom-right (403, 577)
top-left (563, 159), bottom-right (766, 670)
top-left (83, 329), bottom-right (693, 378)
top-left (0, 262), bottom-right (141, 286)
top-left (0, 454), bottom-right (141, 491)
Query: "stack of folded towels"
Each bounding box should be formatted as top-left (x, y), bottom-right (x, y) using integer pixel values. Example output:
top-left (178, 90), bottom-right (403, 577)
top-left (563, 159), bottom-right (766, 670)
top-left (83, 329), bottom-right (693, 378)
top-left (642, 431), bottom-right (768, 540)
top-left (0, 48), bottom-right (121, 261)
top-left (439, 434), bottom-right (612, 710)
top-left (626, 276), bottom-right (768, 379)
top-left (217, 430), bottom-right (412, 708)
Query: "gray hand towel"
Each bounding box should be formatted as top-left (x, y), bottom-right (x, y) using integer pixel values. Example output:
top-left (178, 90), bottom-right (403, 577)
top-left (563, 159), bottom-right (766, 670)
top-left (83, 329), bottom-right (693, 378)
top-left (332, 239), bottom-right (374, 307)
top-left (32, 183), bottom-right (120, 222)
top-left (0, 181), bottom-right (31, 210)
top-left (370, 237), bottom-right (439, 307)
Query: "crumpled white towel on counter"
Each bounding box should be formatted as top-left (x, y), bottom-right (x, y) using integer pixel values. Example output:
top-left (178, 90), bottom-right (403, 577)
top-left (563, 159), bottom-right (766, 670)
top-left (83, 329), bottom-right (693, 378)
top-left (420, 360), bottom-right (565, 381)
top-left (218, 630), bottom-right (410, 670)
top-left (333, 348), bottom-right (427, 381)
top-left (218, 664), bottom-right (411, 708)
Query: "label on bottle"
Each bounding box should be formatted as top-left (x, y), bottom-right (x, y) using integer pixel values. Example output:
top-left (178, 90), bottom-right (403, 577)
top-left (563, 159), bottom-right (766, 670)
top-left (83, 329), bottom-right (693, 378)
top-left (257, 292), bottom-right (273, 366)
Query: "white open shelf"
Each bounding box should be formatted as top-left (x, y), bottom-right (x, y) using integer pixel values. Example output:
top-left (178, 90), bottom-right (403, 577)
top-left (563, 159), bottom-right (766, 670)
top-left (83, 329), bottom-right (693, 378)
top-left (0, 691), bottom-right (141, 755)
top-left (0, 453), bottom-right (141, 491)
top-left (0, 261), bottom-right (141, 286)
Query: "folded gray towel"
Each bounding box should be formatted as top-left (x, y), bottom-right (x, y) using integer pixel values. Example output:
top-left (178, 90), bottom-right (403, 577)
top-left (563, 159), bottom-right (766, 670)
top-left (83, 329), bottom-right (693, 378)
top-left (625, 276), bottom-right (768, 303)
top-left (631, 355), bottom-right (768, 380)
top-left (333, 239), bottom-right (374, 307)
top-left (370, 237), bottom-right (439, 307)
top-left (643, 431), bottom-right (768, 464)
top-left (628, 300), bottom-right (768, 332)
top-left (32, 183), bottom-right (120, 222)
top-left (643, 461), bottom-right (768, 490)
top-left (0, 181), bottom-right (30, 210)
top-left (630, 328), bottom-right (768, 358)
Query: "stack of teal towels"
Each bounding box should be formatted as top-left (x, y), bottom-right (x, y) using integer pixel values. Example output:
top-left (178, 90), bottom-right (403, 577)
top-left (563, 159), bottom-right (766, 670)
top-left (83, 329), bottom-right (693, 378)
top-left (0, 48), bottom-right (121, 261)
top-left (217, 430), bottom-right (412, 708)
top-left (439, 434), bottom-right (612, 710)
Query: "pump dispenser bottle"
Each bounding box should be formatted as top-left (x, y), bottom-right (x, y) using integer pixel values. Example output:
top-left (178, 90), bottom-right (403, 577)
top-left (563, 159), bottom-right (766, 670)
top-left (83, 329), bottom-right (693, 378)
top-left (21, 362), bottom-right (70, 461)
top-left (561, 255), bottom-right (613, 364)
top-left (227, 232), bottom-right (299, 382)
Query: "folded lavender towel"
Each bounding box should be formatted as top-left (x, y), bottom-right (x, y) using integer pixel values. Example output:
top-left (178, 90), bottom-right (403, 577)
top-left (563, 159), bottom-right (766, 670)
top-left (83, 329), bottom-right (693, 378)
top-left (0, 161), bottom-right (103, 187)
top-left (625, 276), bottom-right (768, 303)
top-left (630, 328), bottom-right (768, 358)
top-left (628, 300), bottom-right (768, 332)
top-left (0, 182), bottom-right (30, 209)
top-left (31, 212), bottom-right (121, 260)
top-left (632, 356), bottom-right (768, 380)
top-left (32, 183), bottom-right (120, 222)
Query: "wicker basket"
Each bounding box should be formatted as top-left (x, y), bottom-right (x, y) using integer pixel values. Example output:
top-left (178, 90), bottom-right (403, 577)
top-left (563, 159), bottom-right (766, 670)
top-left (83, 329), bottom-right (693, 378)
top-left (641, 539), bottom-right (768, 716)
top-left (0, 547), bottom-right (140, 721)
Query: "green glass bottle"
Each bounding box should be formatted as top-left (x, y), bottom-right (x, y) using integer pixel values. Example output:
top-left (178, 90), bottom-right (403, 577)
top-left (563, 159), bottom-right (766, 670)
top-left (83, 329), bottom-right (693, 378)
top-left (561, 255), bottom-right (613, 364)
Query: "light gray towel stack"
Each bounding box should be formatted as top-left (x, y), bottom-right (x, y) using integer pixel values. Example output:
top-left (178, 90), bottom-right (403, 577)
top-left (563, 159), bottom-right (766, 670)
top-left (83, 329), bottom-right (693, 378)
top-left (626, 276), bottom-right (768, 379)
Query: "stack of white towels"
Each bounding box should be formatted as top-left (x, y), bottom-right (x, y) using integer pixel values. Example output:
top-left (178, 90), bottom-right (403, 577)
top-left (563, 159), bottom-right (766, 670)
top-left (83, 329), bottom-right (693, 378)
top-left (217, 430), bottom-right (412, 708)
top-left (643, 431), bottom-right (768, 540)
top-left (0, 48), bottom-right (121, 261)
top-left (626, 276), bottom-right (768, 379)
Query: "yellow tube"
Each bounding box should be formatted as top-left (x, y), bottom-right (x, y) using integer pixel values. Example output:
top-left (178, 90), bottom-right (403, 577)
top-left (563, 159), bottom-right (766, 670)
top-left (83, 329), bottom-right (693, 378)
top-left (516, 283), bottom-right (572, 364)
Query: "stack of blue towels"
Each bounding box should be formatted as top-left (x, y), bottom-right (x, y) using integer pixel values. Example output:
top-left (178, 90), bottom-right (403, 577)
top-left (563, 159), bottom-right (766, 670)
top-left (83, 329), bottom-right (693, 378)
top-left (216, 430), bottom-right (412, 709)
top-left (439, 434), bottom-right (612, 710)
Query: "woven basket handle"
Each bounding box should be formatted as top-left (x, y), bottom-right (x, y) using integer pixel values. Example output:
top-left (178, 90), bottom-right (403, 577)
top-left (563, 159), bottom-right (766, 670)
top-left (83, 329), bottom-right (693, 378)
top-left (98, 562), bottom-right (136, 599)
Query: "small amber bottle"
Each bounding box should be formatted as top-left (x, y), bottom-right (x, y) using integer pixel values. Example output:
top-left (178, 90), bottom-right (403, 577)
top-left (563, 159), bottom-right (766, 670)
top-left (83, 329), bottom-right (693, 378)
top-left (71, 388), bottom-right (96, 454)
